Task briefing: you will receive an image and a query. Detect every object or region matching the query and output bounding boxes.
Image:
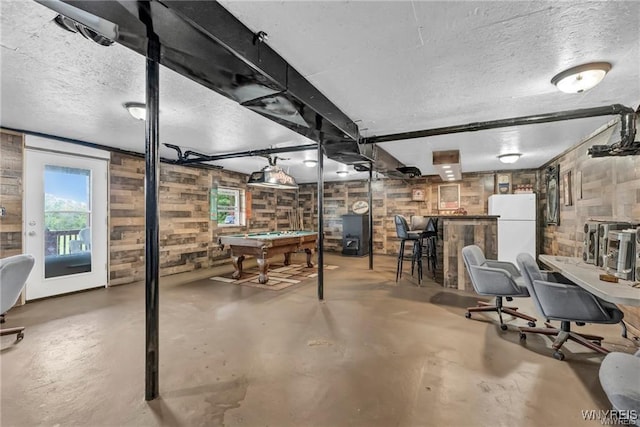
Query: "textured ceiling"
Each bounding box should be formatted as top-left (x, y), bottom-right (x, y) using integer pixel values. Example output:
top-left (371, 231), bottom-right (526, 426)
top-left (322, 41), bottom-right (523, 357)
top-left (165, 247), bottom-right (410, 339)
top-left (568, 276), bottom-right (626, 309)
top-left (1, 1), bottom-right (639, 183)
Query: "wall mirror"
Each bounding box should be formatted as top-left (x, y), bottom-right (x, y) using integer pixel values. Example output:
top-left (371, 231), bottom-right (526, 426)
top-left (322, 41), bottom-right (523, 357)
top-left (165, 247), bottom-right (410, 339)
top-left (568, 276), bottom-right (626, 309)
top-left (545, 165), bottom-right (560, 225)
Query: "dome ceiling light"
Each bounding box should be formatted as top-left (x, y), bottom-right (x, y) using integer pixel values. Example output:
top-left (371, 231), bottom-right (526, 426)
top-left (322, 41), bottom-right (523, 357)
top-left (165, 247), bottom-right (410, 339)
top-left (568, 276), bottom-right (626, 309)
top-left (551, 62), bottom-right (611, 93)
top-left (124, 102), bottom-right (146, 121)
top-left (498, 153), bottom-right (522, 164)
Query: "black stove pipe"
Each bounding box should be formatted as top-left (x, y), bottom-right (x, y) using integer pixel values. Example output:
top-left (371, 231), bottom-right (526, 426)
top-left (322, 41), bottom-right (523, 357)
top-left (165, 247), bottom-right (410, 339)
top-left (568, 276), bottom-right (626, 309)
top-left (363, 104), bottom-right (635, 144)
top-left (167, 143), bottom-right (317, 165)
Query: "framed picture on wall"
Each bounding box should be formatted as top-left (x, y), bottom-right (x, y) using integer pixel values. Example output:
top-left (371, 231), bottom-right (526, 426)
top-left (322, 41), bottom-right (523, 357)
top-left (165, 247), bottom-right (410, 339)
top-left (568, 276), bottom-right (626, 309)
top-left (563, 170), bottom-right (572, 206)
top-left (438, 183), bottom-right (460, 210)
top-left (495, 173), bottom-right (511, 194)
top-left (576, 171), bottom-right (583, 200)
top-left (545, 165), bottom-right (560, 225)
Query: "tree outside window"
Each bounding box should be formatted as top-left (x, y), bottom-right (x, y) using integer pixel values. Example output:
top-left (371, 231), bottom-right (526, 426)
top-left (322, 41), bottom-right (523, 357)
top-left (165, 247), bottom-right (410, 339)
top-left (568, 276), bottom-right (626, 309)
top-left (216, 187), bottom-right (245, 226)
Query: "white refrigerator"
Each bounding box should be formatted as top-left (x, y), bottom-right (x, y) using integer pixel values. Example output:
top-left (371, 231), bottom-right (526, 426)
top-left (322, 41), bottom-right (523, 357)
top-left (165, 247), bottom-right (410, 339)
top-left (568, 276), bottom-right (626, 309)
top-left (488, 194), bottom-right (537, 266)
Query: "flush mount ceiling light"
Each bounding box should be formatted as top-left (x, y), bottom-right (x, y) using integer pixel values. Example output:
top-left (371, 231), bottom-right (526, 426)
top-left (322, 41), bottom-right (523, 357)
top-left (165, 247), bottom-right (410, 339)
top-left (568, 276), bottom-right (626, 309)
top-left (336, 170), bottom-right (349, 176)
top-left (124, 102), bottom-right (146, 121)
top-left (498, 153), bottom-right (522, 164)
top-left (303, 159), bottom-right (317, 167)
top-left (551, 62), bottom-right (611, 93)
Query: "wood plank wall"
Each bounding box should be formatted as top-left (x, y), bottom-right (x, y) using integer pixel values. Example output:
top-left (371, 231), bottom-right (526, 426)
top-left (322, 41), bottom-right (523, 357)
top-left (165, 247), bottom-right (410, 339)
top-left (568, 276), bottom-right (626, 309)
top-left (0, 130), bottom-right (23, 258)
top-left (299, 170), bottom-right (536, 255)
top-left (109, 152), bottom-right (297, 285)
top-left (540, 120), bottom-right (640, 338)
top-left (439, 218), bottom-right (498, 290)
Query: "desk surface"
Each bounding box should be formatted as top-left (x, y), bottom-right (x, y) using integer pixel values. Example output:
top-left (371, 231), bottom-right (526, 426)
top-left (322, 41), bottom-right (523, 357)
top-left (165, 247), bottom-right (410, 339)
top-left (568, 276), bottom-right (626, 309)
top-left (539, 255), bottom-right (640, 307)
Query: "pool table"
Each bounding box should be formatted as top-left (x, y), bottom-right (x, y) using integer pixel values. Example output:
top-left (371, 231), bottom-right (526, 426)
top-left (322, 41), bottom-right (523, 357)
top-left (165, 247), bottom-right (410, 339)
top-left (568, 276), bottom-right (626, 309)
top-left (218, 231), bottom-right (317, 284)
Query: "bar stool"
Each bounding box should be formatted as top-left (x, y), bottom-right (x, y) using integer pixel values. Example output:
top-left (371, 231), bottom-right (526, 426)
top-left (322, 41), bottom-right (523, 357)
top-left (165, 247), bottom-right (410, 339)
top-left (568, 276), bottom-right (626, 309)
top-left (395, 215), bottom-right (423, 284)
top-left (423, 218), bottom-right (438, 279)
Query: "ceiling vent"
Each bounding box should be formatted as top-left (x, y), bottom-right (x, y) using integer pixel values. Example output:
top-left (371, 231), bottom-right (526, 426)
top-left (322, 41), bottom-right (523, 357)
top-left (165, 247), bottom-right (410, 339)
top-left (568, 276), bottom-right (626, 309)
top-left (53, 14), bottom-right (114, 46)
top-left (433, 150), bottom-right (462, 181)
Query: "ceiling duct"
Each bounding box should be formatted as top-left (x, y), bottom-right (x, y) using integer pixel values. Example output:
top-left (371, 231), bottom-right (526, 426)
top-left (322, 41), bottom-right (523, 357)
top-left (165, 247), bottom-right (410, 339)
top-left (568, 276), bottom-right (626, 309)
top-left (372, 146), bottom-right (407, 179)
top-left (53, 14), bottom-right (115, 46)
top-left (42, 0), bottom-right (360, 148)
top-left (247, 157), bottom-right (298, 190)
top-left (323, 140), bottom-right (374, 165)
top-left (588, 112), bottom-right (639, 157)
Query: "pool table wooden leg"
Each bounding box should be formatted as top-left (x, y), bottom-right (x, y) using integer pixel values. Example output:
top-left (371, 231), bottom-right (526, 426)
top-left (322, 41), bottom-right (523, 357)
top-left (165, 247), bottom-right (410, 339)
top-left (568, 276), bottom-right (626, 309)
top-left (305, 248), bottom-right (314, 268)
top-left (257, 258), bottom-right (269, 284)
top-left (284, 252), bottom-right (291, 266)
top-left (231, 255), bottom-right (245, 279)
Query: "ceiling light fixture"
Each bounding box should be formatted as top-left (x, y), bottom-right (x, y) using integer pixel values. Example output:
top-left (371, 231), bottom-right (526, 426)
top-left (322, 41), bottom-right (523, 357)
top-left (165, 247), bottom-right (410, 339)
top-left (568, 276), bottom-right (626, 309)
top-left (303, 159), bottom-right (317, 167)
top-left (247, 156), bottom-right (298, 190)
top-left (551, 62), bottom-right (611, 93)
top-left (336, 170), bottom-right (349, 176)
top-left (124, 102), bottom-right (146, 121)
top-left (433, 150), bottom-right (462, 181)
top-left (498, 153), bottom-right (522, 164)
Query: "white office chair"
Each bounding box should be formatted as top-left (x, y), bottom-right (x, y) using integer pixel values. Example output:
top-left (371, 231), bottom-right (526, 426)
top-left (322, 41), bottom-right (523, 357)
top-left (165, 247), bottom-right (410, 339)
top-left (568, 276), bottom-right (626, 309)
top-left (0, 254), bottom-right (35, 341)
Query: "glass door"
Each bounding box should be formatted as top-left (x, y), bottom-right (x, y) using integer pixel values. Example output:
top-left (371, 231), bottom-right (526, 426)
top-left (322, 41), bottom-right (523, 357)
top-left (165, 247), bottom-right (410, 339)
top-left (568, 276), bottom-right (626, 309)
top-left (24, 149), bottom-right (108, 300)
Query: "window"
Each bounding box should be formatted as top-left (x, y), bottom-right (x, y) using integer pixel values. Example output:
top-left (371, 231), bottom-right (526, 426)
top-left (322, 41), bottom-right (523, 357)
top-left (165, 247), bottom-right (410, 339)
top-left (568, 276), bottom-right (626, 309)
top-left (216, 187), bottom-right (245, 227)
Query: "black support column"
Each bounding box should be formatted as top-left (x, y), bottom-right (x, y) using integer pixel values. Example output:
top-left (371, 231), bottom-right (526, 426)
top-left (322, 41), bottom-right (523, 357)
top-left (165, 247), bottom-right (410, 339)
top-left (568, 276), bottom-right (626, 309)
top-left (316, 137), bottom-right (324, 300)
top-left (142, 3), bottom-right (160, 401)
top-left (368, 163), bottom-right (373, 270)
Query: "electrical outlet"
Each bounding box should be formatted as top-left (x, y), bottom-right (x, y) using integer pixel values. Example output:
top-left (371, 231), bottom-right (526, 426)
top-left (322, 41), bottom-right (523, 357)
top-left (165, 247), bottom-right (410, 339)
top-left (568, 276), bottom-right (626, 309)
top-left (0, 206), bottom-right (6, 217)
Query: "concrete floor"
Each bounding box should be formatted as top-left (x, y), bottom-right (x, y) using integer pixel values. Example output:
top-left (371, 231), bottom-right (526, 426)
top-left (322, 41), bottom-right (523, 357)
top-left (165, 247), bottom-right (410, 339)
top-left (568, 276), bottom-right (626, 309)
top-left (1, 253), bottom-right (637, 426)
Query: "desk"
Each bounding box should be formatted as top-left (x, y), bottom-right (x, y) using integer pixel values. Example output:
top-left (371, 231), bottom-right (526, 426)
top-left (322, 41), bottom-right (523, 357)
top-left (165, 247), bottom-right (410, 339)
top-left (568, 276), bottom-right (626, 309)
top-left (538, 255), bottom-right (640, 307)
top-left (219, 231), bottom-right (317, 284)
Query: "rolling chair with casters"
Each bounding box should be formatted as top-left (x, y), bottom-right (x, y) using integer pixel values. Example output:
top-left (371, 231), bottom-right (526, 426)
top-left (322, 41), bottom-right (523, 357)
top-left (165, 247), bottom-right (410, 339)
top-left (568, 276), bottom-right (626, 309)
top-left (0, 254), bottom-right (35, 341)
top-left (461, 245), bottom-right (537, 330)
top-left (394, 215), bottom-right (423, 285)
top-left (599, 349), bottom-right (640, 425)
top-left (516, 253), bottom-right (624, 361)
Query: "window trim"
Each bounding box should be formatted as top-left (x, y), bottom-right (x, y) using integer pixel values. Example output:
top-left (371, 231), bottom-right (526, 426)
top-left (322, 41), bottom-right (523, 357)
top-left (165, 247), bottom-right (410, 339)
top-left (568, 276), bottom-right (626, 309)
top-left (216, 187), bottom-right (246, 227)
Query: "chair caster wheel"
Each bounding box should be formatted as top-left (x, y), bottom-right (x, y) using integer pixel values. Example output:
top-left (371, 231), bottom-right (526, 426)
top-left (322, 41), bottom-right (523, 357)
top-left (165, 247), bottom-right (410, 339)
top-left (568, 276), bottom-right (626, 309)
top-left (500, 324), bottom-right (508, 331)
top-left (528, 321), bottom-right (536, 328)
top-left (16, 331), bottom-right (24, 341)
top-left (519, 333), bottom-right (526, 341)
top-left (552, 350), bottom-right (565, 361)
top-left (464, 312), bottom-right (471, 319)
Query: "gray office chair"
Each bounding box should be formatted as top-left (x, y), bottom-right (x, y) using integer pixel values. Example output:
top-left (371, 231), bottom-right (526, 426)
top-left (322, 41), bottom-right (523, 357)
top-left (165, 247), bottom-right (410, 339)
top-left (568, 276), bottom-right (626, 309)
top-left (599, 350), bottom-right (640, 425)
top-left (516, 253), bottom-right (624, 361)
top-left (0, 254), bottom-right (35, 341)
top-left (461, 245), bottom-right (537, 330)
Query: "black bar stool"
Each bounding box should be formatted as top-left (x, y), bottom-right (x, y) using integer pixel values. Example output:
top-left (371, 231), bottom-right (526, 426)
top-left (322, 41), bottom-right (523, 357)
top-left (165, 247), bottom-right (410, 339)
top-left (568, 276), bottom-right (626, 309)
top-left (423, 217), bottom-right (438, 279)
top-left (394, 215), bottom-right (423, 284)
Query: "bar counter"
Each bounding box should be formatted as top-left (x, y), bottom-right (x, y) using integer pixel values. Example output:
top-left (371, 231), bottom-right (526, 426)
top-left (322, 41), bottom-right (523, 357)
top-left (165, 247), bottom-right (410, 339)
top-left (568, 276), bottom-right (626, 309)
top-left (434, 215), bottom-right (498, 290)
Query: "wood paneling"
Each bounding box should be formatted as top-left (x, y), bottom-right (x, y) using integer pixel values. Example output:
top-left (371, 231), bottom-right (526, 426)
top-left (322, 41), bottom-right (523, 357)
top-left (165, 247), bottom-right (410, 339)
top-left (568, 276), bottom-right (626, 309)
top-left (438, 217), bottom-right (498, 290)
top-left (0, 130), bottom-right (23, 258)
top-left (299, 170), bottom-right (534, 256)
top-left (109, 152), bottom-right (299, 285)
top-left (540, 121), bottom-right (640, 339)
